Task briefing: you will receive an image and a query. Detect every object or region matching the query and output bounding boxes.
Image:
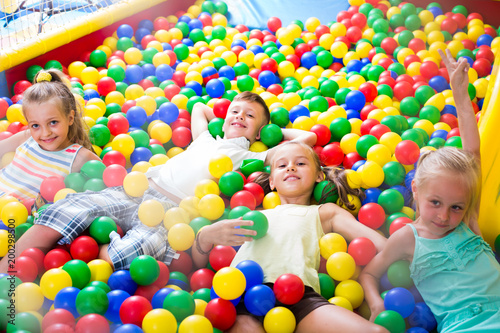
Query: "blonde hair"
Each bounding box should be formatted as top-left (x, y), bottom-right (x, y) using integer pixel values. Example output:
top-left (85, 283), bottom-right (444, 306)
top-left (254, 141), bottom-right (364, 209)
top-left (22, 69), bottom-right (93, 150)
top-left (413, 147), bottom-right (481, 226)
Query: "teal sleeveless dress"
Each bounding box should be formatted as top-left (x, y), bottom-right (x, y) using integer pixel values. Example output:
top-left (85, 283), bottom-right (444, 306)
top-left (409, 222), bottom-right (500, 332)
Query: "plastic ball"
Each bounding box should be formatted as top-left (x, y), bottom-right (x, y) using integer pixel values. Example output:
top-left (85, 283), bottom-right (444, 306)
top-left (40, 176), bottom-right (66, 203)
top-left (89, 216), bottom-right (117, 244)
top-left (70, 235), bottom-right (99, 263)
top-left (326, 252), bottom-right (356, 281)
top-left (209, 245), bottom-right (237, 271)
top-left (358, 202), bottom-right (386, 229)
top-left (263, 307), bottom-right (296, 333)
top-left (273, 273), bottom-right (304, 305)
top-left (374, 310), bottom-right (406, 333)
top-left (120, 295), bottom-right (153, 327)
top-left (319, 232), bottom-right (347, 259)
top-left (40, 268), bottom-right (73, 300)
top-left (138, 199), bottom-right (165, 227)
top-left (1, 201), bottom-right (28, 228)
top-left (123, 171), bottom-right (149, 197)
top-left (348, 237), bottom-right (377, 266)
top-left (387, 260), bottom-right (413, 288)
top-left (167, 223), bottom-right (195, 251)
top-left (129, 255), bottom-right (160, 286)
top-left (14, 282), bottom-right (44, 312)
top-left (163, 290), bottom-right (195, 323)
top-left (208, 154), bottom-right (233, 179)
top-left (384, 287), bottom-right (416, 318)
top-left (142, 308), bottom-right (177, 333)
top-left (212, 266), bottom-right (246, 300)
top-left (204, 297), bottom-right (236, 331)
top-left (240, 210), bottom-right (268, 239)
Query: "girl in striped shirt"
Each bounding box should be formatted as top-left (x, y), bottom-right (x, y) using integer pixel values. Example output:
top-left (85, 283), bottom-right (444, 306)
top-left (0, 69), bottom-right (99, 203)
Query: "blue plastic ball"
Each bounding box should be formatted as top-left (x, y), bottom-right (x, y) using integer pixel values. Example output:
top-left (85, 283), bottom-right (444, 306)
top-left (125, 65), bottom-right (144, 84)
top-left (156, 64), bottom-right (174, 82)
top-left (218, 65), bottom-right (236, 80)
top-left (346, 59), bottom-right (363, 73)
top-left (407, 302), bottom-right (437, 331)
top-left (258, 70), bottom-right (276, 89)
top-left (235, 260), bottom-right (264, 291)
top-left (345, 90), bottom-right (367, 111)
top-left (135, 28), bottom-right (151, 43)
top-left (113, 324), bottom-right (144, 333)
top-left (152, 287), bottom-right (175, 309)
top-left (108, 270), bottom-right (138, 295)
top-left (54, 287), bottom-right (80, 317)
top-left (249, 45), bottom-right (264, 55)
top-left (430, 129), bottom-right (448, 140)
top-left (231, 40), bottom-right (247, 49)
top-left (441, 104), bottom-right (457, 116)
top-left (244, 284), bottom-right (276, 316)
top-left (130, 147), bottom-right (153, 165)
top-left (83, 89), bottom-right (100, 101)
top-left (158, 102), bottom-right (179, 124)
top-left (185, 81), bottom-right (203, 96)
top-left (301, 52), bottom-right (317, 69)
top-left (476, 34), bottom-right (494, 47)
top-left (138, 19), bottom-right (154, 32)
top-left (206, 79), bottom-right (226, 98)
top-left (142, 63), bottom-right (156, 77)
top-left (126, 106), bottom-right (147, 128)
top-left (362, 187), bottom-right (382, 205)
top-left (117, 24), bottom-right (134, 39)
top-left (105, 290), bottom-right (130, 323)
top-left (427, 6), bottom-right (443, 17)
top-left (384, 287), bottom-right (415, 318)
top-left (289, 105), bottom-right (310, 123)
top-left (352, 159), bottom-right (366, 171)
top-left (428, 75), bottom-right (449, 92)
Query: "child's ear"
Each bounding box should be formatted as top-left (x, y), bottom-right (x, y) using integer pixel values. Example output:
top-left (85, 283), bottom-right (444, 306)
top-left (68, 110), bottom-right (75, 126)
top-left (256, 125), bottom-right (264, 141)
top-left (316, 171), bottom-right (325, 183)
top-left (269, 176), bottom-right (275, 191)
top-left (411, 180), bottom-right (418, 201)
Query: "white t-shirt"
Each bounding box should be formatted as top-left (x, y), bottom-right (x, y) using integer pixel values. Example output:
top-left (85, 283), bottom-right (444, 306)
top-left (146, 131), bottom-right (268, 200)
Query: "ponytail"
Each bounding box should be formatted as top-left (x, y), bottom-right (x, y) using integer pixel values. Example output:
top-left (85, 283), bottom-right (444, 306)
top-left (321, 167), bottom-right (365, 210)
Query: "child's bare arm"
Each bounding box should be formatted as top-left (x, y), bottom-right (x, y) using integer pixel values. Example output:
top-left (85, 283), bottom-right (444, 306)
top-left (70, 148), bottom-right (101, 173)
top-left (191, 218), bottom-right (256, 268)
top-left (191, 102), bottom-right (216, 141)
top-left (0, 130), bottom-right (30, 167)
top-left (359, 226), bottom-right (414, 321)
top-left (439, 49), bottom-right (480, 160)
top-left (265, 129), bottom-right (317, 165)
top-left (320, 203), bottom-right (387, 252)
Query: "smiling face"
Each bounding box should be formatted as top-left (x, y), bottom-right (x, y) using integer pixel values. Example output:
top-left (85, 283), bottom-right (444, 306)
top-left (412, 172), bottom-right (469, 238)
top-left (24, 99), bottom-right (75, 151)
top-left (269, 143), bottom-right (323, 204)
top-left (222, 100), bottom-right (267, 144)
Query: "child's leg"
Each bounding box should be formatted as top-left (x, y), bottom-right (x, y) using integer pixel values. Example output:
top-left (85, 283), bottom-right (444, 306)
top-left (297, 304), bottom-right (389, 333)
top-left (0, 224), bottom-right (62, 273)
top-left (227, 315), bottom-right (266, 333)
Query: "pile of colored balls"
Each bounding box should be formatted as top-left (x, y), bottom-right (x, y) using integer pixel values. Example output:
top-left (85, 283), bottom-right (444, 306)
top-left (1, 0), bottom-right (500, 331)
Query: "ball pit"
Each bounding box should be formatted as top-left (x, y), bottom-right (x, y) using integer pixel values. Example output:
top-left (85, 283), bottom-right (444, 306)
top-left (1, 0), bottom-right (500, 331)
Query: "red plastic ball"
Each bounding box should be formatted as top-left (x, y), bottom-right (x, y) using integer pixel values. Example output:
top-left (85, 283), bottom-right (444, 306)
top-left (102, 150), bottom-right (127, 167)
top-left (234, 24), bottom-right (249, 33)
top-left (44, 248), bottom-right (72, 271)
top-left (466, 12), bottom-right (483, 24)
top-left (369, 124), bottom-right (391, 140)
top-left (135, 285), bottom-right (160, 302)
top-left (350, 13), bottom-right (367, 28)
top-left (171, 127), bottom-right (192, 148)
top-left (121, 100), bottom-right (136, 114)
top-left (205, 298), bottom-right (237, 331)
top-left (209, 245), bottom-right (237, 271)
top-left (213, 98), bottom-right (231, 118)
top-left (347, 237), bottom-right (377, 266)
top-left (380, 37), bottom-right (398, 55)
top-left (164, 84), bottom-right (181, 100)
top-left (315, 24), bottom-right (331, 39)
top-left (419, 61), bottom-right (439, 80)
top-left (70, 236), bottom-right (99, 263)
top-left (107, 114), bottom-right (129, 136)
top-left (360, 118), bottom-right (380, 135)
top-left (40, 175), bottom-right (66, 202)
top-left (13, 256), bottom-right (38, 282)
top-left (407, 38), bottom-right (426, 53)
top-left (476, 46), bottom-right (495, 64)
top-left (447, 127), bottom-right (461, 139)
top-left (393, 81), bottom-right (414, 101)
top-left (294, 43), bottom-right (311, 59)
top-left (394, 140), bottom-right (420, 165)
top-left (337, 10), bottom-right (352, 22)
top-left (267, 84), bottom-right (283, 96)
top-left (168, 251), bottom-right (192, 277)
top-left (389, 216), bottom-right (413, 235)
top-left (320, 143), bottom-right (344, 167)
top-left (44, 323), bottom-right (75, 333)
top-left (461, 39), bottom-right (475, 51)
top-left (20, 247), bottom-right (45, 274)
top-left (378, 74), bottom-right (395, 88)
top-left (249, 29), bottom-right (264, 42)
top-left (152, 261), bottom-right (170, 288)
top-left (309, 124), bottom-right (331, 146)
top-left (346, 26), bottom-right (362, 43)
top-left (13, 80), bottom-right (32, 95)
top-left (164, 50), bottom-right (177, 66)
top-left (190, 268), bottom-right (215, 291)
top-left (360, 105), bottom-right (378, 121)
top-left (273, 273), bottom-right (305, 305)
top-left (451, 13), bottom-right (467, 29)
top-left (74, 314), bottom-right (109, 333)
top-left (285, 54), bottom-right (301, 69)
top-left (102, 164), bottom-right (128, 187)
top-left (138, 79), bottom-right (155, 90)
top-left (473, 58), bottom-right (492, 78)
top-left (358, 82), bottom-right (378, 102)
top-left (404, 54), bottom-right (422, 68)
top-left (440, 18), bottom-right (458, 34)
top-left (42, 309), bottom-right (76, 332)
top-left (343, 152), bottom-right (364, 169)
top-left (261, 58), bottom-right (278, 73)
top-left (198, 13), bottom-right (213, 27)
top-left (171, 71), bottom-right (186, 87)
top-left (97, 77), bottom-right (116, 97)
top-left (440, 113), bottom-right (458, 129)
top-left (153, 17), bottom-right (169, 31)
top-left (119, 295), bottom-right (152, 327)
top-left (243, 182), bottom-right (265, 207)
top-left (230, 190), bottom-right (256, 210)
top-left (170, 118), bottom-right (191, 130)
top-left (358, 203), bottom-right (386, 229)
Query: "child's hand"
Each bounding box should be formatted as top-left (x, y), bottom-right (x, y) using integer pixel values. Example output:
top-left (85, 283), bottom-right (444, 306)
top-left (439, 48), bottom-right (470, 93)
top-left (201, 218), bottom-right (257, 247)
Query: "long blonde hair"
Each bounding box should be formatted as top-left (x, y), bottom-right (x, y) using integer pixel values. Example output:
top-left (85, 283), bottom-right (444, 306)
top-left (22, 69), bottom-right (93, 150)
top-left (413, 147), bottom-right (481, 226)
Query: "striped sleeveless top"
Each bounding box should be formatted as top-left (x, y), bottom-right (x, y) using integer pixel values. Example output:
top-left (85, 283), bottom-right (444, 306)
top-left (0, 137), bottom-right (82, 200)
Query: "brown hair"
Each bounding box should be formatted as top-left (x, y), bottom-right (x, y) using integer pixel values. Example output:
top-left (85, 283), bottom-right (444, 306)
top-left (232, 91), bottom-right (270, 125)
top-left (253, 141), bottom-right (364, 210)
top-left (413, 147), bottom-right (481, 227)
top-left (22, 69), bottom-right (93, 150)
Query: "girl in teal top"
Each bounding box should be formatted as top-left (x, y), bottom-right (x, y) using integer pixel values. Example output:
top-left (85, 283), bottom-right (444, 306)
top-left (360, 49), bottom-right (500, 332)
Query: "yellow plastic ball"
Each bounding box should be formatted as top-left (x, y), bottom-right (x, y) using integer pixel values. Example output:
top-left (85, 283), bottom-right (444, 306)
top-left (194, 179), bottom-right (220, 199)
top-left (124, 47), bottom-right (143, 65)
top-left (0, 230), bottom-right (8, 257)
top-left (328, 296), bottom-right (353, 311)
top-left (125, 84), bottom-right (145, 100)
top-left (123, 171), bottom-right (149, 197)
top-left (305, 17), bottom-right (321, 32)
top-left (334, 279), bottom-right (364, 309)
top-left (340, 133), bottom-right (360, 154)
top-left (360, 161), bottom-right (385, 188)
top-left (163, 206), bottom-right (191, 230)
top-left (40, 268), bottom-right (72, 300)
top-left (88, 259), bottom-right (113, 283)
top-left (277, 60), bottom-right (295, 78)
top-left (262, 191), bottom-right (281, 209)
top-left (330, 41), bottom-right (348, 58)
top-left (105, 91), bottom-right (125, 106)
top-left (150, 122), bottom-right (172, 144)
top-left (112, 134), bottom-right (135, 157)
top-left (264, 307), bottom-right (296, 333)
top-left (168, 223), bottom-right (195, 251)
top-left (213, 266), bottom-right (246, 300)
top-left (6, 104), bottom-right (26, 124)
top-left (68, 61), bottom-right (87, 79)
top-left (379, 132), bottom-right (402, 155)
top-left (326, 252), bottom-right (356, 281)
top-left (142, 308), bottom-right (178, 333)
top-left (319, 233), bottom-right (347, 260)
top-left (208, 154), bottom-right (233, 178)
top-left (138, 199), bottom-right (165, 227)
top-left (198, 194), bottom-right (225, 220)
top-left (14, 282), bottom-right (45, 312)
top-left (54, 188), bottom-right (76, 202)
top-left (179, 315), bottom-right (213, 333)
top-left (1, 201), bottom-right (28, 228)
top-left (366, 144), bottom-right (392, 167)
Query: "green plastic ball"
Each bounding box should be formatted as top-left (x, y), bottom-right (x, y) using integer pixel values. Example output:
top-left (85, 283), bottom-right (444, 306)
top-left (236, 75), bottom-right (255, 92)
top-left (83, 178), bottom-right (106, 192)
top-left (89, 124), bottom-right (111, 147)
top-left (174, 44), bottom-right (190, 60)
top-left (318, 273), bottom-right (335, 299)
top-left (356, 134), bottom-right (379, 158)
top-left (419, 105), bottom-right (441, 124)
top-left (387, 260), bottom-right (414, 288)
top-left (189, 217), bottom-right (212, 235)
top-left (208, 118), bottom-right (224, 138)
top-left (130, 255), bottom-right (160, 286)
top-left (80, 160), bottom-right (106, 179)
top-left (90, 50), bottom-right (107, 68)
top-left (44, 60), bottom-right (63, 71)
top-left (242, 211), bottom-right (269, 239)
top-left (228, 206), bottom-right (252, 219)
top-left (445, 136), bottom-right (463, 149)
top-left (374, 310), bottom-right (406, 333)
top-left (414, 85), bottom-right (435, 105)
top-left (382, 162), bottom-right (406, 187)
top-left (163, 290), bottom-right (195, 322)
top-left (260, 124), bottom-right (283, 148)
top-left (76, 286), bottom-right (109, 316)
top-left (89, 216), bottom-right (117, 244)
top-left (399, 97), bottom-right (420, 117)
top-left (62, 259), bottom-right (91, 289)
top-left (313, 180), bottom-right (339, 204)
top-left (26, 65), bottom-right (43, 82)
top-left (378, 189), bottom-right (404, 215)
top-left (270, 107), bottom-right (290, 127)
top-left (116, 37), bottom-right (134, 52)
top-left (64, 172), bottom-right (87, 192)
top-left (330, 118), bottom-right (351, 142)
top-left (218, 171), bottom-right (244, 197)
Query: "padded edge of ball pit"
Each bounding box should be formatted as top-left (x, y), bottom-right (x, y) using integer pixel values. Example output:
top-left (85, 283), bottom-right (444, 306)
top-left (0, 0), bottom-right (194, 73)
top-left (222, 0), bottom-right (349, 30)
top-left (477, 48), bottom-right (500, 246)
